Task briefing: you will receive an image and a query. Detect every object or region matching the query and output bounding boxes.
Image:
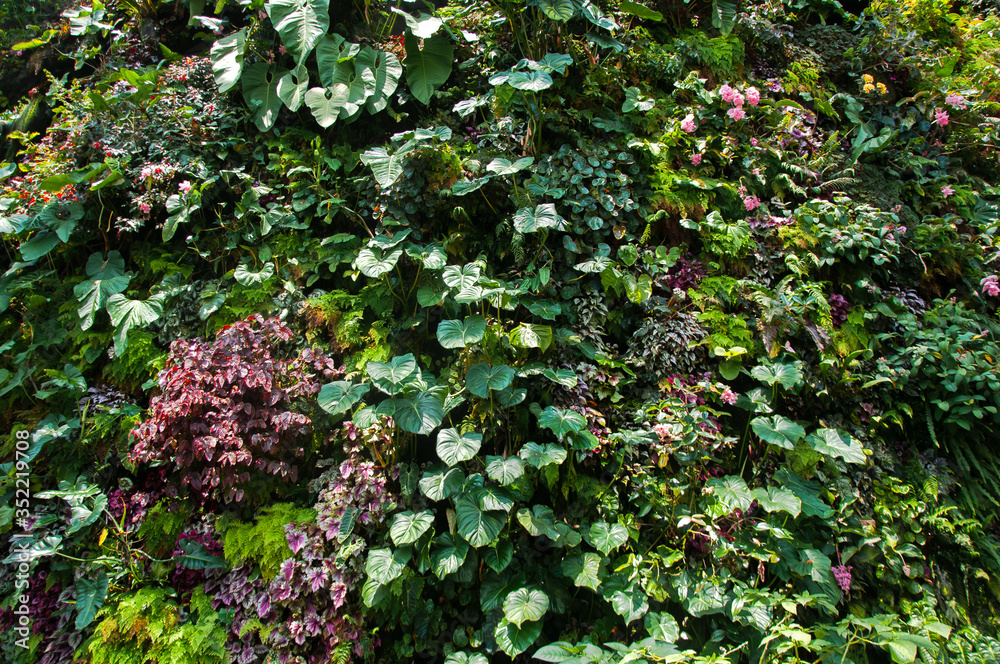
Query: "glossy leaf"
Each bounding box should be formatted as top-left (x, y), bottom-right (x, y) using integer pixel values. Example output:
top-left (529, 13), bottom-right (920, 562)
top-left (266, 0), bottom-right (329, 62)
top-left (807, 428), bottom-right (867, 464)
top-left (419, 466), bottom-right (464, 501)
top-left (389, 510), bottom-right (435, 545)
top-left (537, 406), bottom-right (586, 437)
top-left (512, 203), bottom-right (567, 233)
top-left (404, 32), bottom-right (453, 105)
top-left (586, 522), bottom-right (628, 555)
top-left (503, 587), bottom-right (549, 627)
top-left (495, 617), bottom-right (543, 657)
top-left (318, 381), bottom-right (369, 415)
top-left (437, 315), bottom-right (487, 348)
top-left (366, 547), bottom-right (410, 584)
top-left (74, 251), bottom-right (130, 331)
top-left (455, 494), bottom-right (505, 547)
top-left (519, 442), bottom-right (567, 468)
top-left (466, 363), bottom-right (515, 398)
top-left (210, 29), bottom-right (246, 92)
top-left (437, 428), bottom-right (483, 465)
top-left (706, 475), bottom-right (753, 511)
top-left (485, 456), bottom-right (525, 485)
top-left (751, 415), bottom-right (805, 449)
top-left (561, 552), bottom-right (602, 590)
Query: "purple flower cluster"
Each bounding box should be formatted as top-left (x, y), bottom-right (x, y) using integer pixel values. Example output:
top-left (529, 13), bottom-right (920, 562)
top-left (829, 293), bottom-right (851, 328)
top-left (832, 564), bottom-right (853, 593)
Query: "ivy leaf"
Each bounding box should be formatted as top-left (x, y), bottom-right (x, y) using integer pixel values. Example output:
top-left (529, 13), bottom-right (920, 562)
top-left (519, 442), bottom-right (567, 468)
top-left (466, 363), bottom-right (515, 398)
top-left (74, 573), bottom-right (109, 630)
top-left (807, 428), bottom-right (867, 464)
top-left (437, 428), bottom-right (483, 465)
top-left (234, 262), bottom-right (275, 286)
top-left (276, 64), bottom-right (308, 111)
top-left (393, 388), bottom-right (446, 435)
top-left (419, 466), bottom-right (465, 501)
top-left (537, 406), bottom-right (586, 437)
top-left (175, 539), bottom-right (227, 569)
top-left (265, 0), bottom-right (330, 63)
top-left (751, 362), bottom-right (803, 390)
top-left (751, 486), bottom-right (802, 517)
top-left (367, 354), bottom-right (417, 394)
top-left (305, 83), bottom-right (350, 128)
top-left (486, 456), bottom-right (525, 485)
top-left (389, 510), bottom-right (435, 546)
top-left (437, 316), bottom-right (487, 348)
top-left (241, 62), bottom-right (284, 132)
top-left (509, 323), bottom-right (553, 350)
top-left (455, 494), bottom-right (505, 547)
top-left (706, 476), bottom-right (753, 511)
top-left (586, 522), bottom-right (628, 555)
top-left (210, 29), bottom-right (246, 93)
top-left (106, 293), bottom-right (164, 354)
top-left (495, 617), bottom-right (543, 657)
top-left (443, 263), bottom-right (481, 290)
top-left (74, 251), bottom-right (130, 331)
top-left (366, 547), bottom-right (410, 584)
top-left (432, 533), bottom-right (469, 578)
top-left (751, 415), bottom-right (805, 449)
top-left (513, 203), bottom-right (568, 233)
top-left (318, 381), bottom-right (369, 415)
top-left (404, 31), bottom-right (453, 105)
top-left (503, 588), bottom-right (550, 627)
top-left (560, 552), bottom-right (603, 590)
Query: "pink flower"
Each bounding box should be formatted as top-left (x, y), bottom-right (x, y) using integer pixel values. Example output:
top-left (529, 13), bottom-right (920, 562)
top-left (727, 106), bottom-right (746, 121)
top-left (935, 109), bottom-right (950, 126)
top-left (680, 113), bottom-right (696, 133)
top-left (945, 93), bottom-right (967, 109)
top-left (139, 202), bottom-right (151, 214)
top-left (750, 137), bottom-right (758, 146)
top-left (941, 185), bottom-right (954, 198)
top-left (719, 84), bottom-right (735, 102)
top-left (178, 180), bottom-right (192, 193)
top-left (691, 153), bottom-right (703, 165)
top-left (982, 275), bottom-right (1000, 297)
top-left (743, 195), bottom-right (761, 211)
top-left (746, 87), bottom-right (760, 106)
top-left (731, 91), bottom-right (745, 108)
top-left (720, 387), bottom-right (737, 405)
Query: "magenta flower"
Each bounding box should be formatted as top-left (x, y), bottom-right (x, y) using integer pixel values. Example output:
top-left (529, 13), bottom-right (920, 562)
top-left (750, 137), bottom-right (758, 146)
top-left (743, 195), bottom-right (761, 211)
top-left (139, 202), bottom-right (151, 214)
top-left (746, 87), bottom-right (760, 106)
top-left (982, 275), bottom-right (1000, 297)
top-left (832, 565), bottom-right (852, 593)
top-left (691, 152), bottom-right (703, 165)
top-left (719, 84), bottom-right (735, 102)
top-left (941, 185), bottom-right (955, 198)
top-left (945, 93), bottom-right (967, 109)
top-left (731, 91), bottom-right (745, 108)
top-left (934, 109), bottom-right (950, 126)
top-left (728, 107), bottom-right (746, 121)
top-left (681, 113), bottom-right (696, 133)
top-left (720, 387), bottom-right (737, 405)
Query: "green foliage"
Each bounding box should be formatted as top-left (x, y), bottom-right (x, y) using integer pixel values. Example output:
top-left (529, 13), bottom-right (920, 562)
top-left (221, 503), bottom-right (316, 580)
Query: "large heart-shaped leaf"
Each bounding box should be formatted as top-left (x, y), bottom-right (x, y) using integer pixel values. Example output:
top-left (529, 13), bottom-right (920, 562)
top-left (751, 415), bottom-right (805, 450)
top-left (706, 475), bottom-right (753, 511)
top-left (508, 70), bottom-right (553, 91)
top-left (455, 494), bottom-right (505, 547)
top-left (751, 486), bottom-right (802, 517)
top-left (74, 251), bottom-right (130, 331)
top-left (358, 47), bottom-right (402, 113)
top-left (356, 245), bottom-right (404, 278)
top-left (432, 533), bottom-right (469, 578)
top-left (74, 573), bottom-right (109, 630)
top-left (19, 231), bottom-right (60, 261)
top-left (486, 456), bottom-right (525, 485)
top-left (751, 362), bottom-right (803, 390)
top-left (241, 62), bottom-right (284, 131)
top-left (106, 293), bottom-right (164, 354)
top-left (404, 31), bottom-right (453, 105)
top-left (393, 388), bottom-right (446, 435)
top-left (466, 363), bottom-right (515, 398)
top-left (175, 539), bottom-right (227, 569)
top-left (519, 442), bottom-right (567, 468)
top-left (305, 84), bottom-right (350, 128)
top-left (509, 323), bottom-right (553, 351)
top-left (513, 203), bottom-right (567, 233)
top-left (266, 0), bottom-right (330, 62)
top-left (561, 552), bottom-right (603, 590)
top-left (483, 541), bottom-right (514, 573)
top-left (437, 428), bottom-right (482, 465)
top-left (533, 0), bottom-right (576, 21)
top-left (334, 64), bottom-right (376, 121)
top-left (495, 618), bottom-right (543, 658)
top-left (619, 0), bottom-right (664, 21)
top-left (586, 522), bottom-right (628, 555)
top-left (367, 354), bottom-right (418, 395)
top-left (537, 406), bottom-right (586, 437)
top-left (277, 64), bottom-right (308, 111)
top-left (486, 157), bottom-right (534, 176)
top-left (419, 466), bottom-right (464, 501)
top-left (443, 263), bottom-right (481, 290)
top-left (318, 381), bottom-right (369, 415)
top-left (210, 29), bottom-right (246, 92)
top-left (360, 144), bottom-right (412, 188)
top-left (437, 315), bottom-right (486, 348)
top-left (366, 547), bottom-right (410, 584)
top-left (806, 428), bottom-right (866, 464)
top-left (389, 510), bottom-right (435, 545)
top-left (503, 588), bottom-right (550, 627)
top-left (234, 262), bottom-right (275, 286)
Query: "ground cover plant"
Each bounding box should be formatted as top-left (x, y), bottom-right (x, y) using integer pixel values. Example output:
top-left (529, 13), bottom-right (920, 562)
top-left (1, 0), bottom-right (1000, 662)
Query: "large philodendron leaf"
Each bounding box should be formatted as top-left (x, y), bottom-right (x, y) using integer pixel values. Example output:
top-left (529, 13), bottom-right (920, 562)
top-left (318, 381), bottom-right (369, 415)
top-left (531, 0), bottom-right (576, 21)
top-left (74, 573), bottom-right (109, 630)
top-left (266, 0), bottom-right (330, 63)
top-left (241, 62), bottom-right (284, 131)
top-left (455, 494), bottom-right (505, 547)
top-left (74, 251), bottom-right (130, 331)
top-left (360, 142), bottom-right (414, 188)
top-left (706, 475), bottom-right (753, 512)
top-left (277, 64), bottom-right (308, 111)
top-left (561, 552), bottom-right (603, 591)
top-left (503, 587), bottom-right (550, 627)
top-left (751, 486), bottom-right (802, 517)
top-left (495, 618), bottom-right (543, 658)
top-left (393, 388), bottom-right (446, 435)
top-left (106, 293), bottom-right (164, 354)
top-left (519, 442), bottom-right (567, 468)
top-left (234, 262), bottom-right (275, 286)
top-left (437, 315), bottom-right (487, 348)
top-left (357, 47), bottom-right (402, 113)
top-left (367, 354), bottom-right (418, 395)
top-left (751, 415), bottom-right (805, 450)
top-left (443, 263), bottom-right (481, 290)
top-left (174, 539), bottom-right (227, 569)
top-left (512, 203), bottom-right (567, 233)
top-left (807, 428), bottom-right (867, 464)
top-left (751, 362), bottom-right (803, 390)
top-left (366, 547), bottom-right (410, 584)
top-left (432, 533), bottom-right (469, 578)
top-left (465, 363), bottom-right (515, 399)
top-left (305, 84), bottom-right (350, 128)
top-left (586, 522), bottom-right (628, 556)
top-left (389, 510), bottom-right (435, 545)
top-left (436, 428), bottom-right (482, 465)
top-left (210, 29), bottom-right (246, 92)
top-left (486, 456), bottom-right (525, 486)
top-left (356, 245), bottom-right (404, 278)
top-left (403, 31), bottom-right (453, 105)
top-left (509, 323), bottom-right (553, 351)
top-left (537, 406), bottom-right (586, 438)
top-left (419, 466), bottom-right (464, 501)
